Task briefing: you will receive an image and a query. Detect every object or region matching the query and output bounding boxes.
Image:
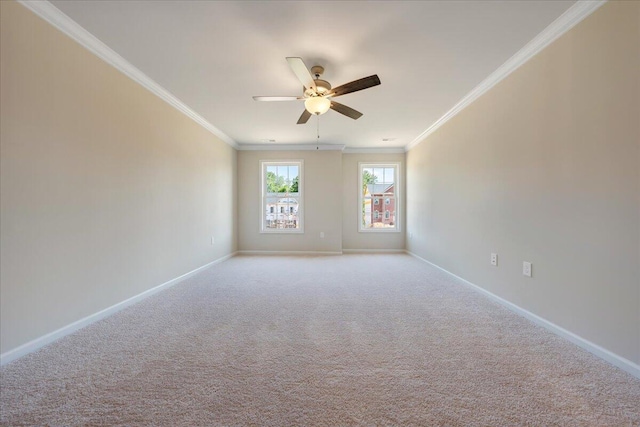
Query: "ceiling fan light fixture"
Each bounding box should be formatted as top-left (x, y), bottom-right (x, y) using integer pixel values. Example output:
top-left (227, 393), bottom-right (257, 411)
top-left (304, 96), bottom-right (331, 115)
top-left (254, 57), bottom-right (379, 123)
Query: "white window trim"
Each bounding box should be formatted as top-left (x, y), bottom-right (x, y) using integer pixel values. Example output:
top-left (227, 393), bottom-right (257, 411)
top-left (260, 160), bottom-right (304, 234)
top-left (358, 162), bottom-right (401, 233)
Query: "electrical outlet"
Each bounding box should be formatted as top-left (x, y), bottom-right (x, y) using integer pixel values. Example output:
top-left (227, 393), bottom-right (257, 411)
top-left (523, 261), bottom-right (532, 277)
top-left (211, 236), bottom-right (215, 245)
top-left (491, 253), bottom-right (498, 266)
top-left (320, 231), bottom-right (325, 239)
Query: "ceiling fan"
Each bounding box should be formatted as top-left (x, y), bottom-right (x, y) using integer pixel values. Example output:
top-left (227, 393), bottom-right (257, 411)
top-left (253, 57), bottom-right (381, 124)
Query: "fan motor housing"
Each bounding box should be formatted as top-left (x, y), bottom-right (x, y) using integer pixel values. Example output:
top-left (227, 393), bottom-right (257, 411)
top-left (305, 79), bottom-right (331, 97)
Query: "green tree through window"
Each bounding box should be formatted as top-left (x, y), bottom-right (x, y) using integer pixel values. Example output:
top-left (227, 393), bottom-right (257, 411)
top-left (266, 171), bottom-right (299, 193)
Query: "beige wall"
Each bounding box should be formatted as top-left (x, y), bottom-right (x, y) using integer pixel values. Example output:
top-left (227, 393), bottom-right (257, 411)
top-left (406, 1), bottom-right (639, 364)
top-left (0, 2), bottom-right (237, 354)
top-left (342, 153), bottom-right (405, 251)
top-left (237, 150), bottom-right (407, 253)
top-left (237, 150), bottom-right (343, 253)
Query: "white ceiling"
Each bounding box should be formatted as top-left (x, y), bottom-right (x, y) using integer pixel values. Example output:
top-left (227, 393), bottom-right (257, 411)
top-left (49, 0), bottom-right (575, 150)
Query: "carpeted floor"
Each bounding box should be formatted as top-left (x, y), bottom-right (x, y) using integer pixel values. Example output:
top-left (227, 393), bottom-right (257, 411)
top-left (1, 254), bottom-right (639, 426)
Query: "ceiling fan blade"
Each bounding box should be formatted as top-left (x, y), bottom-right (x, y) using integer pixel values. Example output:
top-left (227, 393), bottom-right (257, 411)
top-left (329, 75), bottom-right (380, 97)
top-left (286, 57), bottom-right (316, 91)
top-left (297, 109), bottom-right (312, 124)
top-left (253, 96), bottom-right (304, 101)
top-left (330, 101), bottom-right (363, 120)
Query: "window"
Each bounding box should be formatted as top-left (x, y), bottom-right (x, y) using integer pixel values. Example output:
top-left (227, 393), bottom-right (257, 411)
top-left (359, 162), bottom-right (400, 232)
top-left (261, 161), bottom-right (303, 233)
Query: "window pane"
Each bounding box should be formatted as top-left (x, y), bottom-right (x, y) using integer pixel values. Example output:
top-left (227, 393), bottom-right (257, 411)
top-left (363, 199), bottom-right (399, 227)
top-left (380, 168), bottom-right (394, 195)
top-left (289, 173), bottom-right (300, 195)
top-left (383, 197), bottom-right (396, 227)
top-left (264, 196), bottom-right (279, 229)
top-left (373, 168), bottom-right (383, 183)
top-left (265, 196), bottom-right (300, 230)
top-left (362, 167), bottom-right (376, 197)
top-left (278, 196), bottom-right (299, 229)
top-left (361, 196), bottom-right (372, 228)
top-left (384, 168), bottom-right (394, 184)
top-left (289, 165), bottom-right (298, 181)
top-left (266, 168), bottom-right (282, 193)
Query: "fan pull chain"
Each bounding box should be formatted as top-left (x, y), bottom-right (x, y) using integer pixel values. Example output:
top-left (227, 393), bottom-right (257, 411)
top-left (316, 114), bottom-right (320, 149)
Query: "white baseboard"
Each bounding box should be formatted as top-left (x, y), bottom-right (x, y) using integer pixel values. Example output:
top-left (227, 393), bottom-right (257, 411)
top-left (0, 252), bottom-right (236, 366)
top-left (342, 249), bottom-right (406, 254)
top-left (406, 250), bottom-right (640, 380)
top-left (237, 250), bottom-right (342, 256)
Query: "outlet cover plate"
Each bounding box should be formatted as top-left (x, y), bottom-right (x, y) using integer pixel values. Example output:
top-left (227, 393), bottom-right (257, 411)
top-left (523, 261), bottom-right (532, 277)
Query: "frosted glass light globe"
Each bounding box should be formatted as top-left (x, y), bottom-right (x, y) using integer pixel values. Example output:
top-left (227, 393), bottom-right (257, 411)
top-left (304, 96), bottom-right (331, 115)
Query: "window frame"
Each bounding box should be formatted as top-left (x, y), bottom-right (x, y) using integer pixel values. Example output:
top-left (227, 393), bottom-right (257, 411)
top-left (260, 160), bottom-right (304, 234)
top-left (358, 162), bottom-right (401, 233)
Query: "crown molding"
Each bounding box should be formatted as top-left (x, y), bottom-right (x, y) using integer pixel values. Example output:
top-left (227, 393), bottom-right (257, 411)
top-left (18, 0), bottom-right (238, 149)
top-left (343, 147), bottom-right (405, 154)
top-left (18, 0), bottom-right (605, 154)
top-left (237, 143), bottom-right (345, 151)
top-left (405, 0), bottom-right (607, 152)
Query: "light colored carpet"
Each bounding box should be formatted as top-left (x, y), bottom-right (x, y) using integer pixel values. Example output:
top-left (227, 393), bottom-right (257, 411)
top-left (1, 254), bottom-right (639, 426)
